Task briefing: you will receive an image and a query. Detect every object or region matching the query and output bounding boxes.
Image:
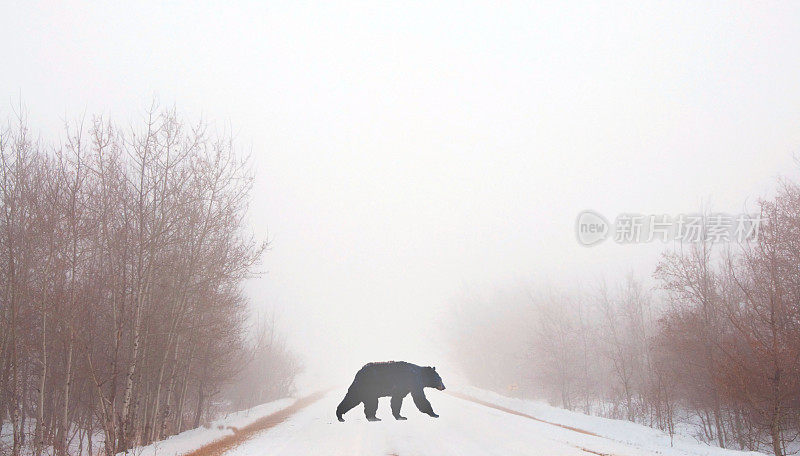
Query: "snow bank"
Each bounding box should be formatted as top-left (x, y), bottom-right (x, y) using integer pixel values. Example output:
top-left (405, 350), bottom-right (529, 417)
top-left (119, 397), bottom-right (294, 456)
top-left (453, 386), bottom-right (764, 456)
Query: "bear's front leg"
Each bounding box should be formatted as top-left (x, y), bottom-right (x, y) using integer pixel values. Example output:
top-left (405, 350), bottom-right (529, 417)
top-left (336, 390), bottom-right (361, 422)
top-left (363, 396), bottom-right (381, 421)
top-left (411, 389), bottom-right (439, 418)
top-left (391, 395), bottom-right (407, 420)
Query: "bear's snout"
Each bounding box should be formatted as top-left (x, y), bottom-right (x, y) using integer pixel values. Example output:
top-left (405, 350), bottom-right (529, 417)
top-left (436, 383), bottom-right (445, 391)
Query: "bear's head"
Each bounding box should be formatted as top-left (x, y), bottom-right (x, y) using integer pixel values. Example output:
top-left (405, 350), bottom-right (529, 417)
top-left (424, 366), bottom-right (445, 391)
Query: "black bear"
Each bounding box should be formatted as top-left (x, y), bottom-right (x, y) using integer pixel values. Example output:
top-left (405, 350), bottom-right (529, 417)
top-left (336, 361), bottom-right (445, 422)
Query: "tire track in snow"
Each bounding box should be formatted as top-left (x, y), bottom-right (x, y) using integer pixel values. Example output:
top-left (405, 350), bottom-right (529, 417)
top-left (447, 391), bottom-right (621, 456)
top-left (183, 390), bottom-right (330, 456)
top-left (446, 391), bottom-right (599, 436)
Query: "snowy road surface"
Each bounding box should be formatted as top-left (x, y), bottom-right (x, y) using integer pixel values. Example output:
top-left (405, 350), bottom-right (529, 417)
top-left (222, 390), bottom-right (675, 456)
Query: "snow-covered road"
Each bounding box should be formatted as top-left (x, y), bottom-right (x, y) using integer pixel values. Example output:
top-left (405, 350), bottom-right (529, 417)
top-left (222, 390), bottom-right (657, 456)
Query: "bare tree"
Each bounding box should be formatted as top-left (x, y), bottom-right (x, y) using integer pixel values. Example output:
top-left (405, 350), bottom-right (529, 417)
top-left (0, 105), bottom-right (298, 456)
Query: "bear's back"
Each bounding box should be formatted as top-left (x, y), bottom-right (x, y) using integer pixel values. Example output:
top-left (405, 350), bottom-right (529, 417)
top-left (360, 360), bottom-right (411, 370)
top-left (358, 361), bottom-right (417, 376)
top-left (352, 361), bottom-right (421, 395)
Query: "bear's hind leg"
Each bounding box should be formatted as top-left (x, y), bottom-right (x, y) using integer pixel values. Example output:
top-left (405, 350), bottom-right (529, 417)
top-left (336, 391), bottom-right (361, 422)
top-left (363, 396), bottom-right (381, 421)
top-left (391, 395), bottom-right (407, 420)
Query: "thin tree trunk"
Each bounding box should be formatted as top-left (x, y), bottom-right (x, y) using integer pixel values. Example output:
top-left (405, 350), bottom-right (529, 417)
top-left (771, 420), bottom-right (783, 456)
top-left (118, 277), bottom-right (148, 452)
top-left (58, 329), bottom-right (74, 456)
top-left (160, 336), bottom-right (181, 440)
top-left (193, 380), bottom-right (205, 429)
top-left (176, 343), bottom-right (195, 433)
top-left (36, 302), bottom-right (47, 456)
top-left (713, 397), bottom-right (725, 448)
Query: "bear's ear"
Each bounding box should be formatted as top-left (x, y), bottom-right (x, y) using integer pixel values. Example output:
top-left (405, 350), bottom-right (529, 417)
top-left (433, 366), bottom-right (436, 371)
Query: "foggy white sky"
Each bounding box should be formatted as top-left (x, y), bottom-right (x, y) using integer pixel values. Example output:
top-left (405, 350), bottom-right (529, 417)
top-left (3, 1), bottom-right (800, 383)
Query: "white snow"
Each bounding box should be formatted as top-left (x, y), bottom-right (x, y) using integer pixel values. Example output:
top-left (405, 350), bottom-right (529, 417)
top-left (120, 385), bottom-right (768, 456)
top-left (118, 398), bottom-right (293, 456)
top-left (452, 386), bottom-right (764, 456)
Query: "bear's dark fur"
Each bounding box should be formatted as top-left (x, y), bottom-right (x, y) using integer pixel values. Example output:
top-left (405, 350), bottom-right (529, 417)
top-left (336, 361), bottom-right (445, 422)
